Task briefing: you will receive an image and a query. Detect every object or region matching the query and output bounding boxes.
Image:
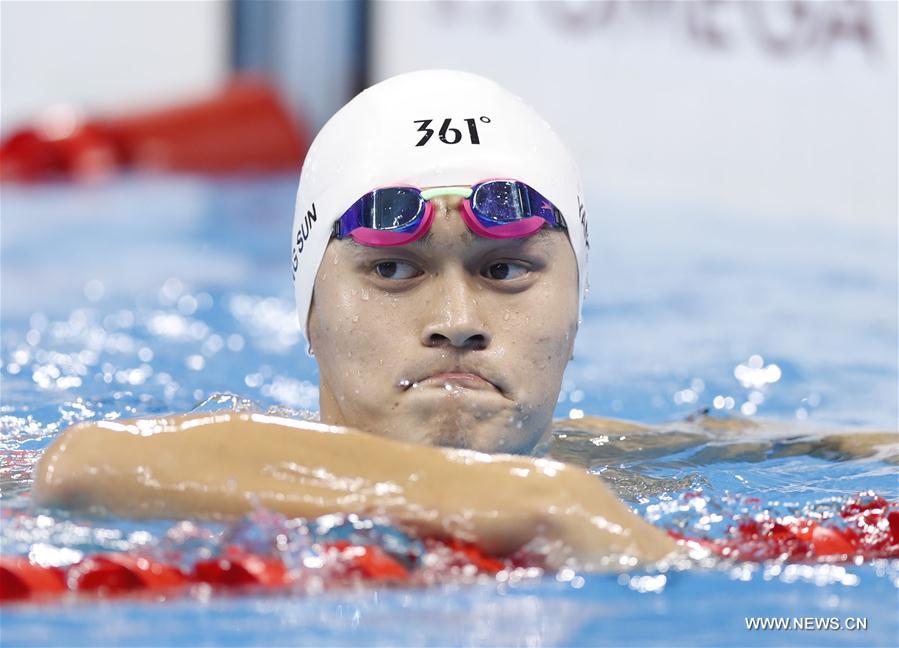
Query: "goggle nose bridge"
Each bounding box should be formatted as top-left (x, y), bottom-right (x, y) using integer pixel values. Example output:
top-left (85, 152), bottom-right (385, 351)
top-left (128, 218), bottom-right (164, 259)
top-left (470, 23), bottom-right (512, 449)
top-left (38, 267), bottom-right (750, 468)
top-left (419, 186), bottom-right (474, 201)
top-left (420, 184), bottom-right (530, 224)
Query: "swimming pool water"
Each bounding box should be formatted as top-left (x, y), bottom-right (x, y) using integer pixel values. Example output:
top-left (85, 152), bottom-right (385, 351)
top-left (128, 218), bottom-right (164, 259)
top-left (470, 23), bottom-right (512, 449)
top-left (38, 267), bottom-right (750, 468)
top-left (1, 175), bottom-right (897, 646)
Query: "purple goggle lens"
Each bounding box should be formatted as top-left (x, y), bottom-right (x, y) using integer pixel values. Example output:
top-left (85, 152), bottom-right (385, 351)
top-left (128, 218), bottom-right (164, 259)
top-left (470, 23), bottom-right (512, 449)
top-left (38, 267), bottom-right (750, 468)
top-left (334, 180), bottom-right (565, 247)
top-left (359, 188), bottom-right (423, 231)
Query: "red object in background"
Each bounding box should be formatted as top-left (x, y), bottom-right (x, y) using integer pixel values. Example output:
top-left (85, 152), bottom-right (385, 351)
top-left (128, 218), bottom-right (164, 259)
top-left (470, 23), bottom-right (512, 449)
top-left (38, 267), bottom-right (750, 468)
top-left (0, 78), bottom-right (309, 182)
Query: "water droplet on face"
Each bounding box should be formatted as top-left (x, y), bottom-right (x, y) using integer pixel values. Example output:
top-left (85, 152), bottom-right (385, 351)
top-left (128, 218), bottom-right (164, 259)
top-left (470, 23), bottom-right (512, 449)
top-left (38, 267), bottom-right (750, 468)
top-left (503, 310), bottom-right (511, 321)
top-left (399, 379), bottom-right (411, 388)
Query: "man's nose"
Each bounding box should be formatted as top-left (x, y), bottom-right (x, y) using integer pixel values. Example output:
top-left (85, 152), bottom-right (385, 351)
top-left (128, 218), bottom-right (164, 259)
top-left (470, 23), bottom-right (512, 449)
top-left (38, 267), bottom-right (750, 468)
top-left (420, 269), bottom-right (491, 351)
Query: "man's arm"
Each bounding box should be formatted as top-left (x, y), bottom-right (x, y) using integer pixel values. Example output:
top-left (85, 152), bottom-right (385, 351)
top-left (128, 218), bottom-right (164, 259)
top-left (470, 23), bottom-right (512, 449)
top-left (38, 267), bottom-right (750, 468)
top-left (549, 414), bottom-right (898, 466)
top-left (33, 411), bottom-right (676, 567)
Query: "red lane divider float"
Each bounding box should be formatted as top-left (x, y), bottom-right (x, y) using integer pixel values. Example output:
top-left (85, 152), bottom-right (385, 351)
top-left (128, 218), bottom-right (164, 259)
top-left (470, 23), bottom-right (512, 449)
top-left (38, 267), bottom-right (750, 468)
top-left (670, 494), bottom-right (899, 561)
top-left (68, 554), bottom-right (188, 595)
top-left (0, 540), bottom-right (424, 604)
top-left (436, 538), bottom-right (505, 574)
top-left (322, 542), bottom-right (411, 581)
top-left (194, 553), bottom-right (290, 589)
top-left (3, 495), bottom-right (896, 604)
top-left (0, 557), bottom-right (66, 601)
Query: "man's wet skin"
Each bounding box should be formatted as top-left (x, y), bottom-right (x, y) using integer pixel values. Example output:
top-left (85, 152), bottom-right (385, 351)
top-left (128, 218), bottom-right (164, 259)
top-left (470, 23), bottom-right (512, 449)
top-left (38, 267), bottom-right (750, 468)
top-left (540, 414), bottom-right (899, 502)
top-left (33, 411), bottom-right (678, 566)
top-left (308, 195), bottom-right (579, 454)
top-left (31, 408), bottom-right (893, 569)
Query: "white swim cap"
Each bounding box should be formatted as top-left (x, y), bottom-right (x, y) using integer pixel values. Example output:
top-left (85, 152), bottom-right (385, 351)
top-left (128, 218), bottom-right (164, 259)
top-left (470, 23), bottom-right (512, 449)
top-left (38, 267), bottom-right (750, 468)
top-left (292, 69), bottom-right (589, 341)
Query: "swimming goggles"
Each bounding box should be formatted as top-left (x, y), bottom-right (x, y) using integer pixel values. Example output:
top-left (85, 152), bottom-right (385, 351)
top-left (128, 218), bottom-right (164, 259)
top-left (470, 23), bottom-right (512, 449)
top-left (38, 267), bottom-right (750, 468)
top-left (332, 179), bottom-right (566, 247)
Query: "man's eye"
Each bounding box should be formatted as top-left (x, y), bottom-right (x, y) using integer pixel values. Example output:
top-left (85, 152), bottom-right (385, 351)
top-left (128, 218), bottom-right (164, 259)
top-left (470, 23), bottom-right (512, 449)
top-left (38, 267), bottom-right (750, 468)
top-left (483, 262), bottom-right (529, 281)
top-left (374, 260), bottom-right (420, 280)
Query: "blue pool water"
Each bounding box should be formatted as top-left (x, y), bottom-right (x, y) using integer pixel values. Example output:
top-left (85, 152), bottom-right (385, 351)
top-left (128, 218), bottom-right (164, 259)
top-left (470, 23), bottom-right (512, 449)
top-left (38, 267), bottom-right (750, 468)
top-left (1, 175), bottom-right (897, 646)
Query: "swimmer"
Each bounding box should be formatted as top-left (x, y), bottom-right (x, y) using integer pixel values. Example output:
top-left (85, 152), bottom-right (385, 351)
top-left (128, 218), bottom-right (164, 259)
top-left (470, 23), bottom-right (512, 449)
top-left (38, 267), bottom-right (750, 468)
top-left (32, 71), bottom-right (895, 568)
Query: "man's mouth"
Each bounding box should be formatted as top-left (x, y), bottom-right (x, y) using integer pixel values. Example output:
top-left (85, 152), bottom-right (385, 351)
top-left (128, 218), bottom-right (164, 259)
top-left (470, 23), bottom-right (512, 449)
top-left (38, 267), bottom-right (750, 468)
top-left (420, 372), bottom-right (496, 391)
top-left (401, 368), bottom-right (504, 394)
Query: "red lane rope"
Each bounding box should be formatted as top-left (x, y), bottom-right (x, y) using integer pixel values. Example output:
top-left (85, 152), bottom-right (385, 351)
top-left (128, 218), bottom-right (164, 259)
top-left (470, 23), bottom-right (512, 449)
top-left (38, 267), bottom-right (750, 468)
top-left (669, 494), bottom-right (899, 561)
top-left (0, 540), bottom-right (420, 603)
top-left (3, 495), bottom-right (896, 604)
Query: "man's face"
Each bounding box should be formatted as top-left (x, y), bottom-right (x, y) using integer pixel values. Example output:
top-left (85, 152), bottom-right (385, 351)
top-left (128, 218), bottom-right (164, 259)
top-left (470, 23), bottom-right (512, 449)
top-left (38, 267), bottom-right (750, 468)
top-left (308, 195), bottom-right (579, 454)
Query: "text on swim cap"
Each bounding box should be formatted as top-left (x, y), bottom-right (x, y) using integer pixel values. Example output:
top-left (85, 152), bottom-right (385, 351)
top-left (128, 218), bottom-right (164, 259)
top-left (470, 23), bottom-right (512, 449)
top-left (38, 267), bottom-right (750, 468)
top-left (413, 117), bottom-right (491, 147)
top-left (578, 196), bottom-right (589, 250)
top-left (291, 202), bottom-right (318, 280)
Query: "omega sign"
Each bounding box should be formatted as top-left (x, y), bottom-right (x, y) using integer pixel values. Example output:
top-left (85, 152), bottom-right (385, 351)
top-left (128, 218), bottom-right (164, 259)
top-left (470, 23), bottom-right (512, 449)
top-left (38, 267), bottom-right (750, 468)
top-left (437, 1), bottom-right (881, 60)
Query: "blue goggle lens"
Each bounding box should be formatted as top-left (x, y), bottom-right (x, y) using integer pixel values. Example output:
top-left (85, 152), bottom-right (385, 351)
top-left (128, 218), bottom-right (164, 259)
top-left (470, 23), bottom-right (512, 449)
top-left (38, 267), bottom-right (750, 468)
top-left (361, 188), bottom-right (423, 230)
top-left (471, 182), bottom-right (529, 223)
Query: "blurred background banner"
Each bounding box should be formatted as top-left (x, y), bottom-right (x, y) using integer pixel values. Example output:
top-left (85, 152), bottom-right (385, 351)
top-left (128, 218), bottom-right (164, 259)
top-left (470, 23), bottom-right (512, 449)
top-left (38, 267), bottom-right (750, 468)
top-left (2, 1), bottom-right (895, 227)
top-left (2, 1), bottom-right (895, 229)
top-left (369, 1), bottom-right (897, 229)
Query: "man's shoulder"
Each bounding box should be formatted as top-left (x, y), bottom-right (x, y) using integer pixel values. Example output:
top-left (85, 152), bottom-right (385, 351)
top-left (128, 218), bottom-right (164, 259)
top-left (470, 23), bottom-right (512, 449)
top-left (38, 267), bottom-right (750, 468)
top-left (551, 415), bottom-right (654, 435)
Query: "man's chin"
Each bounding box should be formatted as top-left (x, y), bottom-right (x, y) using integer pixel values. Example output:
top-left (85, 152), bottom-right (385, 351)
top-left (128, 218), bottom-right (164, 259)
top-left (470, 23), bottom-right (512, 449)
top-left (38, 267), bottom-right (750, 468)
top-left (359, 393), bottom-right (539, 452)
top-left (431, 428), bottom-right (537, 454)
top-left (413, 406), bottom-right (530, 454)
